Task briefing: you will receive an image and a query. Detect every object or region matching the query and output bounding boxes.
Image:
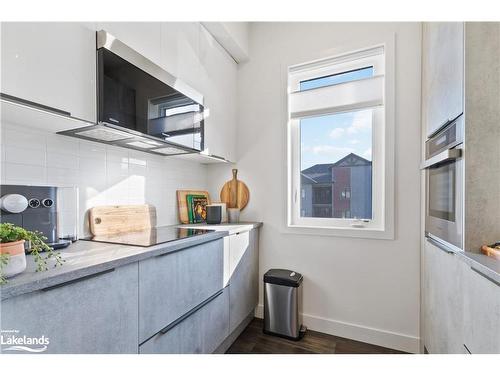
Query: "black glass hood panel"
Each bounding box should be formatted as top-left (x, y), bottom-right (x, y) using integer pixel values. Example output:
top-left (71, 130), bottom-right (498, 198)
top-left (97, 46), bottom-right (204, 153)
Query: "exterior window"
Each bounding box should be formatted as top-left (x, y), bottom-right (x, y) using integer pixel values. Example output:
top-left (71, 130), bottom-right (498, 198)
top-left (288, 44), bottom-right (391, 235)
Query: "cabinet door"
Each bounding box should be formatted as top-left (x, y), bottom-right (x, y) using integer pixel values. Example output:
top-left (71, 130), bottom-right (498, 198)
top-left (229, 229), bottom-right (259, 332)
top-left (139, 287), bottom-right (229, 354)
top-left (1, 22), bottom-right (96, 123)
top-left (423, 239), bottom-right (464, 353)
top-left (138, 239), bottom-right (223, 343)
top-left (422, 22), bottom-right (464, 137)
top-left (463, 265), bottom-right (500, 353)
top-left (198, 25), bottom-right (238, 162)
top-left (0, 263), bottom-right (139, 354)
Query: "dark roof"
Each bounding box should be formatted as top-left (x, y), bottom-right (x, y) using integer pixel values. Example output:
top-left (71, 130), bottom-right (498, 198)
top-left (300, 163), bottom-right (334, 184)
top-left (331, 153), bottom-right (372, 168)
top-left (301, 153), bottom-right (372, 185)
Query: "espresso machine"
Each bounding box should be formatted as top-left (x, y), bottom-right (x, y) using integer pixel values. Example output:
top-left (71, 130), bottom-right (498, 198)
top-left (0, 185), bottom-right (73, 250)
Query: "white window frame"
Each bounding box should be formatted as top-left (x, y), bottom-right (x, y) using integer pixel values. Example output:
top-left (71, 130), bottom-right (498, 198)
top-left (286, 39), bottom-right (395, 240)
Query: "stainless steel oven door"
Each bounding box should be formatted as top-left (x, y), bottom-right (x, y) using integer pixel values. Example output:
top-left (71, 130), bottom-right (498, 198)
top-left (425, 151), bottom-right (463, 251)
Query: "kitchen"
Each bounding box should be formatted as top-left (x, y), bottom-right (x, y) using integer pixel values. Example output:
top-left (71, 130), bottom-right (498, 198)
top-left (0, 2), bottom-right (499, 372)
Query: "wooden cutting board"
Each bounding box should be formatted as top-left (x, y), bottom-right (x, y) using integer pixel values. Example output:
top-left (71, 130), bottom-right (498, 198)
top-left (89, 205), bottom-right (156, 236)
top-left (220, 169), bottom-right (249, 210)
top-left (481, 245), bottom-right (500, 260)
top-left (177, 190), bottom-right (211, 224)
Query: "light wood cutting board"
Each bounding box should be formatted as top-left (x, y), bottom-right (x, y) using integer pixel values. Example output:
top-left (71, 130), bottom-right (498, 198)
top-left (177, 190), bottom-right (211, 224)
top-left (89, 205), bottom-right (156, 236)
top-left (220, 169), bottom-right (249, 210)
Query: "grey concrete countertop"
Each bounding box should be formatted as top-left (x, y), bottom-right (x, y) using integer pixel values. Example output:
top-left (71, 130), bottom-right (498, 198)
top-left (0, 228), bottom-right (228, 300)
top-left (458, 251), bottom-right (500, 286)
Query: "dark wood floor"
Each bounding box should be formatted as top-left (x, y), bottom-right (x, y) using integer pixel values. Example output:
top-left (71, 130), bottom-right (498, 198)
top-left (226, 318), bottom-right (406, 354)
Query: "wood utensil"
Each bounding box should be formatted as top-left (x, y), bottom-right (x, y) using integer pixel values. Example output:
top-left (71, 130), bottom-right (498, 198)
top-left (89, 205), bottom-right (156, 236)
top-left (220, 169), bottom-right (249, 210)
top-left (481, 245), bottom-right (500, 260)
top-left (177, 190), bottom-right (211, 224)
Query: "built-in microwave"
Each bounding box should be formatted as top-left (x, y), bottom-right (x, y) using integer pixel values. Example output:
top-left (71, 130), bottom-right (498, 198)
top-left (422, 115), bottom-right (464, 252)
top-left (60, 30), bottom-right (204, 156)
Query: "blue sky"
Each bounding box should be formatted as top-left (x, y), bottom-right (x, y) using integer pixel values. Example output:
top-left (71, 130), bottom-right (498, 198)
top-left (299, 67), bottom-right (373, 171)
top-left (300, 110), bottom-right (372, 170)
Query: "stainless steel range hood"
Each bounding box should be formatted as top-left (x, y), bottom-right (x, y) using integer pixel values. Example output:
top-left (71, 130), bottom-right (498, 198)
top-left (59, 30), bottom-right (205, 156)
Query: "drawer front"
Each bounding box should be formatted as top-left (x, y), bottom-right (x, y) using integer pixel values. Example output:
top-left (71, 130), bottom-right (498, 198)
top-left (0, 263), bottom-right (139, 354)
top-left (139, 239), bottom-right (224, 342)
top-left (139, 287), bottom-right (229, 354)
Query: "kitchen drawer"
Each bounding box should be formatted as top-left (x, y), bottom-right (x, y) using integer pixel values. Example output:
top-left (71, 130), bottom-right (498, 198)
top-left (138, 239), bottom-right (223, 343)
top-left (0, 263), bottom-right (139, 354)
top-left (139, 287), bottom-right (229, 354)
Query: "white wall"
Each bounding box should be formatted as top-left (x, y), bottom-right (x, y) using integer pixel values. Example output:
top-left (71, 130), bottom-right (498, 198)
top-left (208, 22), bottom-right (422, 352)
top-left (0, 22), bottom-right (238, 236)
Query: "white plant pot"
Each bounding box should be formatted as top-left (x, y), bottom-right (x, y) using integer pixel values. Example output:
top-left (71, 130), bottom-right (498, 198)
top-left (1, 240), bottom-right (27, 278)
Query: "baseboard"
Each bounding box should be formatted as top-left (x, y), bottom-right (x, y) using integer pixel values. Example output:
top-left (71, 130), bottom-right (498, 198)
top-left (254, 304), bottom-right (420, 354)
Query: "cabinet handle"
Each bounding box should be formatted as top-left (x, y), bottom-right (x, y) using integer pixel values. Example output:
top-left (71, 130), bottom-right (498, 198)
top-left (41, 268), bottom-right (115, 292)
top-left (426, 237), bottom-right (455, 254)
top-left (470, 266), bottom-right (500, 287)
top-left (157, 289), bottom-right (224, 336)
top-left (1, 92), bottom-right (71, 117)
top-left (463, 344), bottom-right (472, 354)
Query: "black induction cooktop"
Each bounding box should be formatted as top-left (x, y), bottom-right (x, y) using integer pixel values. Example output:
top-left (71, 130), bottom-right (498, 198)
top-left (82, 226), bottom-right (214, 247)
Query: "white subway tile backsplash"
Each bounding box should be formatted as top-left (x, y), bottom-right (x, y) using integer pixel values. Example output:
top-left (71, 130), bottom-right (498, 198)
top-left (47, 151), bottom-right (78, 169)
top-left (79, 156), bottom-right (106, 174)
top-left (2, 124), bottom-right (46, 150)
top-left (106, 145), bottom-right (129, 164)
top-left (4, 162), bottom-right (46, 184)
top-left (1, 123), bottom-right (208, 236)
top-left (46, 134), bottom-right (79, 155)
top-left (79, 139), bottom-right (106, 159)
top-left (5, 146), bottom-right (46, 166)
top-left (47, 167), bottom-right (79, 185)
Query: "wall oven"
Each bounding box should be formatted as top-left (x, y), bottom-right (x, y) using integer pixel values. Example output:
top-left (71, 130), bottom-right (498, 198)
top-left (422, 115), bottom-right (464, 252)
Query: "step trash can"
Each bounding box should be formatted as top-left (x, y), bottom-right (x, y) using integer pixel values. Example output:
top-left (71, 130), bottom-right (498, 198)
top-left (263, 269), bottom-right (306, 340)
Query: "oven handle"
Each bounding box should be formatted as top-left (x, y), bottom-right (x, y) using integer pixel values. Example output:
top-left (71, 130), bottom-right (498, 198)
top-left (420, 148), bottom-right (461, 170)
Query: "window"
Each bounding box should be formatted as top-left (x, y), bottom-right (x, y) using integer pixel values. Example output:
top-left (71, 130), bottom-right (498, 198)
top-left (287, 44), bottom-right (393, 237)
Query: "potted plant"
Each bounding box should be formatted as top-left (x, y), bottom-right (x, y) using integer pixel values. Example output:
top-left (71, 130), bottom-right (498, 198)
top-left (0, 223), bottom-right (65, 284)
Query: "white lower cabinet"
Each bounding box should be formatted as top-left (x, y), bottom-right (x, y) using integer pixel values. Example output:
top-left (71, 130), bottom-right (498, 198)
top-left (228, 229), bottom-right (259, 332)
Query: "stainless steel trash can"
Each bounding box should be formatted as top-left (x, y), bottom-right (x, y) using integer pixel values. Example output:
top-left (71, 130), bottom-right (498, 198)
top-left (263, 269), bottom-right (305, 340)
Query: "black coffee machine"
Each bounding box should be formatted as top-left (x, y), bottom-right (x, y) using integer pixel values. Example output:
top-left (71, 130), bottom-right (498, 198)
top-left (0, 185), bottom-right (71, 250)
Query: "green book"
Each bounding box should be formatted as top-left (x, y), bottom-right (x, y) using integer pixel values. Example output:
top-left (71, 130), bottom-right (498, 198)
top-left (186, 194), bottom-right (207, 224)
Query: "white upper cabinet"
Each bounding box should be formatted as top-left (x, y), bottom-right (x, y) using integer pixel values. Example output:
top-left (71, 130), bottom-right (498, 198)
top-left (96, 22), bottom-right (163, 67)
top-left (197, 25), bottom-right (237, 162)
top-left (1, 22), bottom-right (97, 123)
top-left (422, 22), bottom-right (464, 137)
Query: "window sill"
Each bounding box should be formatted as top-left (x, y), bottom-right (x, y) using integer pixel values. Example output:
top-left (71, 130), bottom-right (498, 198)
top-left (282, 223), bottom-right (394, 240)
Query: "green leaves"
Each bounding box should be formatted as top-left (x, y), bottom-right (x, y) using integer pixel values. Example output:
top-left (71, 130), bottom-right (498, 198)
top-left (0, 223), bottom-right (65, 284)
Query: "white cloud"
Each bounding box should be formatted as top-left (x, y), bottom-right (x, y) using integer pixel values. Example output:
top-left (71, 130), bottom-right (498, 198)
top-left (349, 139), bottom-right (360, 145)
top-left (329, 127), bottom-right (345, 140)
top-left (346, 110), bottom-right (372, 135)
top-left (311, 145), bottom-right (354, 157)
top-left (363, 147), bottom-right (372, 159)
